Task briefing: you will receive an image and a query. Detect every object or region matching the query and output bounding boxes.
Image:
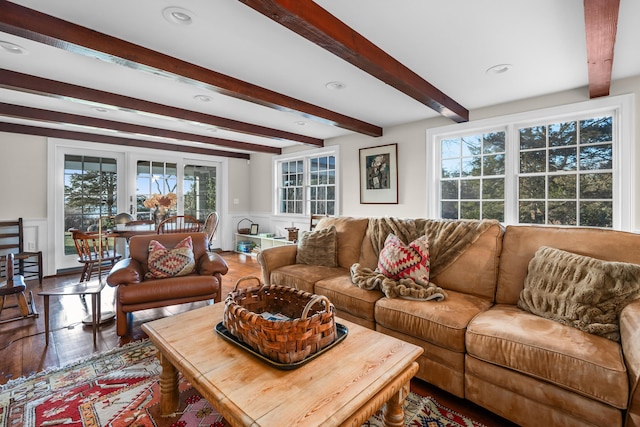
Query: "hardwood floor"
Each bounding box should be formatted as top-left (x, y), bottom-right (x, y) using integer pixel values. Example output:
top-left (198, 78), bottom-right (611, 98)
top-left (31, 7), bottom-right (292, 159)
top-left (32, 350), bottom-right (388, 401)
top-left (0, 251), bottom-right (515, 426)
top-left (0, 251), bottom-right (260, 384)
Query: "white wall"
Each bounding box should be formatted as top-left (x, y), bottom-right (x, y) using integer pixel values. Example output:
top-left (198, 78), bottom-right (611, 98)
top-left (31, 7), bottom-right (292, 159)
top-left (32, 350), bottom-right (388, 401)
top-left (0, 132), bottom-right (48, 219)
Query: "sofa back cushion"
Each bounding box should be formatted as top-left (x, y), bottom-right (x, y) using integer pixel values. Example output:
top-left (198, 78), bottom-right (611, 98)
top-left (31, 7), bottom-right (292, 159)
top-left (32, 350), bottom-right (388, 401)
top-left (315, 217), bottom-right (369, 269)
top-left (429, 222), bottom-right (503, 299)
top-left (360, 219), bottom-right (504, 300)
top-left (497, 225), bottom-right (640, 305)
top-left (129, 232), bottom-right (208, 278)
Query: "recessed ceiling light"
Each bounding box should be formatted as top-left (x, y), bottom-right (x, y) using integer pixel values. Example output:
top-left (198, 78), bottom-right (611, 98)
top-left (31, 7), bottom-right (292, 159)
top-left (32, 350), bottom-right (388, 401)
top-left (486, 64), bottom-right (513, 75)
top-left (92, 107), bottom-right (109, 113)
top-left (0, 41), bottom-right (27, 55)
top-left (162, 7), bottom-right (194, 26)
top-left (194, 94), bottom-right (212, 102)
top-left (295, 121), bottom-right (307, 126)
top-left (325, 81), bottom-right (346, 90)
top-left (207, 127), bottom-right (218, 133)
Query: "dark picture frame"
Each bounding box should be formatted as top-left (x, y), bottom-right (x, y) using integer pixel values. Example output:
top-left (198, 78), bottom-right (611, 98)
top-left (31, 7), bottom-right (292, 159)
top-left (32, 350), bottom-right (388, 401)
top-left (359, 143), bottom-right (398, 204)
top-left (250, 223), bottom-right (259, 235)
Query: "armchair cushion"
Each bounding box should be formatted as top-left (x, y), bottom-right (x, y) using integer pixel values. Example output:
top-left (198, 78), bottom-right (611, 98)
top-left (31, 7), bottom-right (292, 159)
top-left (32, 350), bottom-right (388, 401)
top-left (145, 236), bottom-right (195, 279)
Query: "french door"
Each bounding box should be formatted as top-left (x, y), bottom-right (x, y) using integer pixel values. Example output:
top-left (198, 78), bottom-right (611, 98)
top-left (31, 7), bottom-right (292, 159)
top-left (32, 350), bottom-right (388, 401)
top-left (129, 157), bottom-right (219, 224)
top-left (54, 142), bottom-right (221, 273)
top-left (56, 147), bottom-right (125, 272)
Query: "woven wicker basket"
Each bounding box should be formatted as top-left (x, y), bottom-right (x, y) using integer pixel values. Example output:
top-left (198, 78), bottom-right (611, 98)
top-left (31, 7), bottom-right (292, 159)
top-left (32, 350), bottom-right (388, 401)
top-left (223, 276), bottom-right (337, 364)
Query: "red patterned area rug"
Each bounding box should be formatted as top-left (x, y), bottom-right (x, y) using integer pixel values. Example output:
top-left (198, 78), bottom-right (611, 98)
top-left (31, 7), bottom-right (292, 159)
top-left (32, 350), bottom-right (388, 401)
top-left (0, 340), bottom-right (486, 427)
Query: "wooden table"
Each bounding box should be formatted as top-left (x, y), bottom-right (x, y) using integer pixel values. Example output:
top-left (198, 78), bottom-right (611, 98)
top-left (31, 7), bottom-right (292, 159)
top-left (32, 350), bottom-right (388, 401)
top-left (112, 223), bottom-right (156, 239)
top-left (39, 280), bottom-right (110, 348)
top-left (142, 304), bottom-right (422, 427)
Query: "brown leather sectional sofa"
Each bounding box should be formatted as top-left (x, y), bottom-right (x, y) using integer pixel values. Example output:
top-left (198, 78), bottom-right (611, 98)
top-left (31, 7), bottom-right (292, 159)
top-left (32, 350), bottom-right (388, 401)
top-left (258, 216), bottom-right (640, 427)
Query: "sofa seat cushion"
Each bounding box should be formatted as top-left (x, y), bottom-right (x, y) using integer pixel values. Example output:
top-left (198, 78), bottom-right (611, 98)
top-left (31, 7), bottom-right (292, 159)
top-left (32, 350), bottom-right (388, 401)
top-left (375, 290), bottom-right (493, 353)
top-left (119, 275), bottom-right (218, 305)
top-left (467, 304), bottom-right (628, 409)
top-left (270, 264), bottom-right (347, 293)
top-left (315, 275), bottom-right (384, 323)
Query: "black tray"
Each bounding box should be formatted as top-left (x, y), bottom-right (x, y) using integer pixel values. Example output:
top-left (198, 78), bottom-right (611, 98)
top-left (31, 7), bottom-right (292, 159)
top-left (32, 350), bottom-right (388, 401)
top-left (215, 322), bottom-right (348, 370)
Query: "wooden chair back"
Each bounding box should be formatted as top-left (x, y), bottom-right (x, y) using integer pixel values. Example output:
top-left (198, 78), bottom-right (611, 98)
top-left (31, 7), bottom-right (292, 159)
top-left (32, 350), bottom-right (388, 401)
top-left (0, 218), bottom-right (43, 284)
top-left (0, 252), bottom-right (38, 321)
top-left (0, 253), bottom-right (21, 292)
top-left (70, 229), bottom-right (121, 282)
top-left (204, 212), bottom-right (219, 250)
top-left (310, 214), bottom-right (329, 231)
top-left (156, 215), bottom-right (201, 234)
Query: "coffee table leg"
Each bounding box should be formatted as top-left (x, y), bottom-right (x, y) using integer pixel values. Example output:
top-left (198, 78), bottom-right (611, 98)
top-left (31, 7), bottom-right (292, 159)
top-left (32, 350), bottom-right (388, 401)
top-left (158, 351), bottom-right (179, 416)
top-left (382, 381), bottom-right (410, 427)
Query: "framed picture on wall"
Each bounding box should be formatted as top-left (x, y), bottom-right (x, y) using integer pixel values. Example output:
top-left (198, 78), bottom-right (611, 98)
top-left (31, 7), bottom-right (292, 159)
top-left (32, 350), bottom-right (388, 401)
top-left (359, 143), bottom-right (398, 204)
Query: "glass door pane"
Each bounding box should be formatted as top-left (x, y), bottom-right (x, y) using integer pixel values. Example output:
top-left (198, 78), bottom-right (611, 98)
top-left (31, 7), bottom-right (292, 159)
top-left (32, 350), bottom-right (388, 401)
top-left (136, 161), bottom-right (178, 220)
top-left (63, 155), bottom-right (118, 255)
top-left (184, 164), bottom-right (217, 223)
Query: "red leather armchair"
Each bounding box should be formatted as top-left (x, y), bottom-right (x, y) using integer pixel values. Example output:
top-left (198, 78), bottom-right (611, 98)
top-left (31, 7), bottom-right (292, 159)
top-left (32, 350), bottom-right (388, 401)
top-left (106, 232), bottom-right (228, 336)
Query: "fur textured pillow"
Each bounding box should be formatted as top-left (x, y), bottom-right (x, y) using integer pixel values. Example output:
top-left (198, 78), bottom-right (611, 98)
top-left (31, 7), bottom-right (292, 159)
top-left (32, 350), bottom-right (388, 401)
top-left (518, 246), bottom-right (640, 342)
top-left (377, 233), bottom-right (430, 285)
top-left (145, 236), bottom-right (196, 279)
top-left (296, 225), bottom-right (338, 267)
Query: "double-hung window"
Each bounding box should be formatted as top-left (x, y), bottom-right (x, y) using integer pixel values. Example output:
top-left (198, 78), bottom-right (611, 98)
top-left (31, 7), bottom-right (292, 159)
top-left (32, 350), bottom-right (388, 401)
top-left (427, 95), bottom-right (634, 230)
top-left (275, 147), bottom-right (338, 216)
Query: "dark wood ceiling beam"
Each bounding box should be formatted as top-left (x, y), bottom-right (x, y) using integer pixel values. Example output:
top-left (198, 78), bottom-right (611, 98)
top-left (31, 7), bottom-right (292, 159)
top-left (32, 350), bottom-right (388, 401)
top-left (239, 0), bottom-right (469, 123)
top-left (0, 70), bottom-right (319, 148)
top-left (583, 0), bottom-right (620, 98)
top-left (0, 0), bottom-right (382, 137)
top-left (0, 122), bottom-right (250, 159)
top-left (0, 103), bottom-right (281, 154)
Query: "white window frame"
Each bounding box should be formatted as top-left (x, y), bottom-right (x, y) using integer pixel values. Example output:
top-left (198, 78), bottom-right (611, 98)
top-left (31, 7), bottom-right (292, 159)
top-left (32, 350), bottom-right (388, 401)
top-left (272, 146), bottom-right (340, 216)
top-left (426, 94), bottom-right (635, 230)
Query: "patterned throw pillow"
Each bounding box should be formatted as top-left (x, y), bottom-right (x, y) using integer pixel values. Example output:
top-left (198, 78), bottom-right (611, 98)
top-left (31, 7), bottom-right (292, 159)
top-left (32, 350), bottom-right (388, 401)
top-left (145, 236), bottom-right (196, 279)
top-left (378, 233), bottom-right (430, 285)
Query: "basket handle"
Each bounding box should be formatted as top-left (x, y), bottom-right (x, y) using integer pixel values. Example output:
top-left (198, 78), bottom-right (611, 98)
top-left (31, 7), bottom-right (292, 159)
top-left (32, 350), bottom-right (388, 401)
top-left (232, 276), bottom-right (263, 292)
top-left (301, 295), bottom-right (332, 319)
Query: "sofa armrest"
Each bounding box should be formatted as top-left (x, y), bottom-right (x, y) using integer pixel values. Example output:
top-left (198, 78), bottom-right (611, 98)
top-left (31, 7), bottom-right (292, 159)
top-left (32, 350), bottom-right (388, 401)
top-left (620, 299), bottom-right (640, 424)
top-left (197, 252), bottom-right (229, 277)
top-left (257, 245), bottom-right (298, 285)
top-left (106, 258), bottom-right (143, 287)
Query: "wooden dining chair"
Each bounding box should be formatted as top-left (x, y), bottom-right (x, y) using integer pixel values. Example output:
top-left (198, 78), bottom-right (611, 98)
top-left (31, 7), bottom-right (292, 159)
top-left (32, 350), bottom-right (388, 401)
top-left (0, 253), bottom-right (38, 324)
top-left (0, 218), bottom-right (43, 285)
top-left (71, 229), bottom-right (122, 282)
top-left (156, 215), bottom-right (201, 234)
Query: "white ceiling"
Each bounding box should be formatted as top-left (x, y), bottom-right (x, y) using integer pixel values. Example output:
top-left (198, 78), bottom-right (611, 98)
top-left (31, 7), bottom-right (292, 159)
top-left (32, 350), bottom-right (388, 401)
top-left (1, 0), bottom-right (639, 156)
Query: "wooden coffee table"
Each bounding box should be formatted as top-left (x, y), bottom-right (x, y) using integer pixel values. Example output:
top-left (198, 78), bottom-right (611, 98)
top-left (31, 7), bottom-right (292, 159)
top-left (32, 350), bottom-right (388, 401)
top-left (142, 303), bottom-right (422, 427)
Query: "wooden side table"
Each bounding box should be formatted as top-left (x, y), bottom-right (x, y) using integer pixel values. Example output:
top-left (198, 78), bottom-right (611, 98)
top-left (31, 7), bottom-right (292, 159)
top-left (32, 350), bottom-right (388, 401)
top-left (39, 280), bottom-right (114, 348)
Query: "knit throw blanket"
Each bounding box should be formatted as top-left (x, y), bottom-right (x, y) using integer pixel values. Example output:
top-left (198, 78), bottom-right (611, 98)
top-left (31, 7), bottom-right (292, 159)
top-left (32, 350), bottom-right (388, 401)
top-left (350, 218), bottom-right (499, 300)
